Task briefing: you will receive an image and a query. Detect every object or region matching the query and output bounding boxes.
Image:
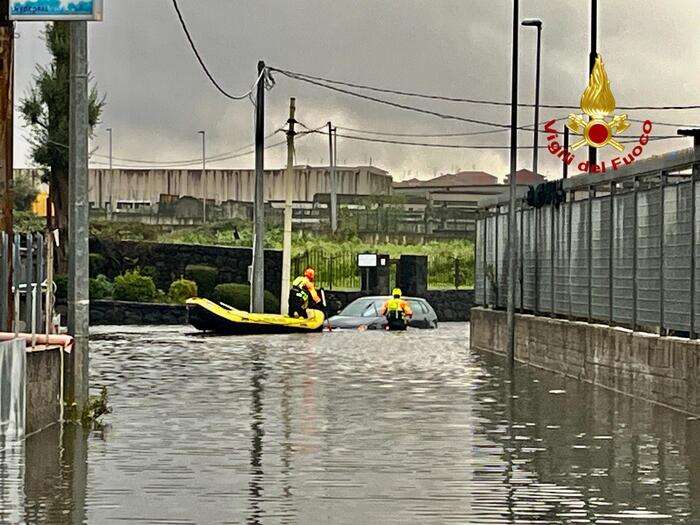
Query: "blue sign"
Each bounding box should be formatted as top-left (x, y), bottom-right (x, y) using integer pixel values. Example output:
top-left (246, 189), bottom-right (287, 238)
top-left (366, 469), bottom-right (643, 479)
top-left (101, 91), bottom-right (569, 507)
top-left (10, 0), bottom-right (103, 20)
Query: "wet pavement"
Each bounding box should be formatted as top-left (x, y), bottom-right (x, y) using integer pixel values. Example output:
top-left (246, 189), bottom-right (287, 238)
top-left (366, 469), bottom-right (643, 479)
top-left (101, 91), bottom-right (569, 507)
top-left (1, 323), bottom-right (699, 524)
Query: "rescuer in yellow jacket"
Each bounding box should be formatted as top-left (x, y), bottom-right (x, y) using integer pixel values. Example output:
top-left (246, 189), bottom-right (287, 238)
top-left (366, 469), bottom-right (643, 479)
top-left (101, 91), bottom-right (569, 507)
top-left (288, 268), bottom-right (321, 318)
top-left (380, 288), bottom-right (413, 331)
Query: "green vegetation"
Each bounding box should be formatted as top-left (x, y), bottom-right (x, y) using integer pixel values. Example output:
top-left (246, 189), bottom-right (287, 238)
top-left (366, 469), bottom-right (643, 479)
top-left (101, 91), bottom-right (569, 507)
top-left (54, 274), bottom-right (68, 300)
top-left (89, 274), bottom-right (113, 300)
top-left (13, 171), bottom-right (39, 211)
top-left (89, 253), bottom-right (106, 277)
top-left (169, 279), bottom-right (198, 304)
top-left (14, 211), bottom-right (45, 234)
top-left (113, 270), bottom-right (157, 303)
top-left (213, 283), bottom-right (280, 314)
top-left (185, 264), bottom-right (218, 298)
top-left (20, 22), bottom-right (105, 269)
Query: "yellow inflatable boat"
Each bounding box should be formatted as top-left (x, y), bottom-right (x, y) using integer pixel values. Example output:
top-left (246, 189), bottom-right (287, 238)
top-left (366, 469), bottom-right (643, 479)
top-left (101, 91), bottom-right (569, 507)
top-left (186, 298), bottom-right (325, 334)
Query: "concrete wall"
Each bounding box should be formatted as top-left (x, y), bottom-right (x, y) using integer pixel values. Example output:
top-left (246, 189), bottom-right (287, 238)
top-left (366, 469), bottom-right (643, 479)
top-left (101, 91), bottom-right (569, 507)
top-left (84, 166), bottom-right (392, 208)
top-left (470, 308), bottom-right (700, 416)
top-left (26, 347), bottom-right (62, 435)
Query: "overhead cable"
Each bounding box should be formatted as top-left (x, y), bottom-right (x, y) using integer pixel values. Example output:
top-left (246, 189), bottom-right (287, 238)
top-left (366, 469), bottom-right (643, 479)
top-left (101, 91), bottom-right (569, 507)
top-left (270, 66), bottom-right (700, 111)
top-left (171, 0), bottom-right (272, 100)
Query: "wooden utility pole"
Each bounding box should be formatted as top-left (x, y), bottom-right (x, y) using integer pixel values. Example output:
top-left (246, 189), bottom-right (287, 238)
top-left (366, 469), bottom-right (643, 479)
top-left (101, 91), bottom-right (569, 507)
top-left (0, 5), bottom-right (13, 331)
top-left (280, 98), bottom-right (296, 315)
top-left (251, 60), bottom-right (266, 313)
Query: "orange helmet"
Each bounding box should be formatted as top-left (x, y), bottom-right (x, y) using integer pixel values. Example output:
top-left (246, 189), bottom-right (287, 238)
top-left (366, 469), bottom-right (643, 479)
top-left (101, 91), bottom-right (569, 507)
top-left (304, 268), bottom-right (315, 281)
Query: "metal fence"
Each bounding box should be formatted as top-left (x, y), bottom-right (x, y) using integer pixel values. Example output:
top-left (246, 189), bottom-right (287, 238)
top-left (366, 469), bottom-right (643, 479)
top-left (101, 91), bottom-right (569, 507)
top-left (474, 147), bottom-right (700, 337)
top-left (0, 232), bottom-right (51, 335)
top-left (427, 255), bottom-right (473, 290)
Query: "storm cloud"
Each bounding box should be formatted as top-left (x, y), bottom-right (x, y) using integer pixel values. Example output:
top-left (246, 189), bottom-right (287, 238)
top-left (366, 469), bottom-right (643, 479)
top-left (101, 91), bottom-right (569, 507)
top-left (12, 0), bottom-right (700, 181)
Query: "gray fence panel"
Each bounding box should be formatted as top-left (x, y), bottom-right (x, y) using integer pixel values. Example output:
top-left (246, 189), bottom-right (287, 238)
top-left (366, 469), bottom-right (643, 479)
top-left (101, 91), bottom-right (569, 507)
top-left (515, 210), bottom-right (522, 309)
top-left (485, 214), bottom-right (496, 306)
top-left (612, 192), bottom-right (635, 324)
top-left (0, 232), bottom-right (7, 330)
top-left (553, 204), bottom-right (570, 315)
top-left (475, 218), bottom-right (485, 305)
top-left (637, 188), bottom-right (662, 326)
top-left (663, 183), bottom-right (692, 331)
top-left (536, 208), bottom-right (552, 313)
top-left (570, 200), bottom-right (590, 318)
top-left (590, 197), bottom-right (611, 321)
top-left (522, 208), bottom-right (536, 311)
top-left (496, 213), bottom-right (509, 309)
top-left (0, 339), bottom-right (26, 440)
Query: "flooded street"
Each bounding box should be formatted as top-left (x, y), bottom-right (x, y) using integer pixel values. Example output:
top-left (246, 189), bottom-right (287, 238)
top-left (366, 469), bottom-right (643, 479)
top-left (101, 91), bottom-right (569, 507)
top-left (2, 323), bottom-right (699, 523)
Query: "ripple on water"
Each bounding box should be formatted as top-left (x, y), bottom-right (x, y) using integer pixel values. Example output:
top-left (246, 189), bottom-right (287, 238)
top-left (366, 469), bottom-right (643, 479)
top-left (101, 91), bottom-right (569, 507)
top-left (1, 323), bottom-right (698, 523)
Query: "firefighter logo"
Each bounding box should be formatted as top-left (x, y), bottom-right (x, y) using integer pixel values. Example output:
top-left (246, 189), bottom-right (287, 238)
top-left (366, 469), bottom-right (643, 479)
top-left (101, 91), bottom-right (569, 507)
top-left (566, 55), bottom-right (629, 152)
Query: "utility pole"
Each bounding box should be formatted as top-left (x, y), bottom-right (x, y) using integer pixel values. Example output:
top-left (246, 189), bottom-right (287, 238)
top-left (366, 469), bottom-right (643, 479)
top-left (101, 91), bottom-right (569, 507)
top-left (198, 130), bottom-right (206, 223)
top-left (251, 61), bottom-right (266, 313)
top-left (328, 122), bottom-right (338, 233)
top-left (106, 127), bottom-right (112, 210)
top-left (563, 127), bottom-right (569, 179)
top-left (506, 0), bottom-right (519, 367)
top-left (280, 98), bottom-right (296, 315)
top-left (67, 21), bottom-right (90, 413)
top-left (0, 4), bottom-right (13, 330)
top-left (589, 0), bottom-right (597, 168)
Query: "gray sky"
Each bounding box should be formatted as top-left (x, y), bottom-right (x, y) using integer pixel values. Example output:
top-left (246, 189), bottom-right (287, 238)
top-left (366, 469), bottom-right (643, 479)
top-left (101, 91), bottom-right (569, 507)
top-left (12, 0), bottom-right (700, 182)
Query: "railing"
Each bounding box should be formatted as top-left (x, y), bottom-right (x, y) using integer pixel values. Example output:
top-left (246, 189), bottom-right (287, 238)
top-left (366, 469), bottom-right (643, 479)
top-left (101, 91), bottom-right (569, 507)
top-left (292, 250), bottom-right (361, 291)
top-left (427, 254), bottom-right (473, 290)
top-left (474, 147), bottom-right (700, 338)
top-left (0, 232), bottom-right (54, 337)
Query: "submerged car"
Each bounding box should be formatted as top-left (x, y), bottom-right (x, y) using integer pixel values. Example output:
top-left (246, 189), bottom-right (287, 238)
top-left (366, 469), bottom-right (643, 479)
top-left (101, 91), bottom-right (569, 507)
top-left (328, 296), bottom-right (438, 330)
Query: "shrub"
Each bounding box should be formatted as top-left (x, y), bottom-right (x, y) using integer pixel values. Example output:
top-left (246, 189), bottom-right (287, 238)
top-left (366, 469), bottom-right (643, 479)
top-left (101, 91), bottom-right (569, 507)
top-left (54, 274), bottom-right (68, 300)
top-left (139, 265), bottom-right (158, 281)
top-left (89, 253), bottom-right (106, 278)
top-left (169, 278), bottom-right (198, 304)
top-left (89, 274), bottom-right (113, 300)
top-left (113, 269), bottom-right (156, 302)
top-left (213, 283), bottom-right (279, 313)
top-left (185, 264), bottom-right (218, 298)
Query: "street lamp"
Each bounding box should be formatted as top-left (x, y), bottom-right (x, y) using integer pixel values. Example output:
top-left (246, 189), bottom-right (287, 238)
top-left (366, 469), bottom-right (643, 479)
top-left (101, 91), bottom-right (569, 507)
top-left (198, 130), bottom-right (206, 223)
top-left (506, 0), bottom-right (519, 367)
top-left (521, 18), bottom-right (542, 177)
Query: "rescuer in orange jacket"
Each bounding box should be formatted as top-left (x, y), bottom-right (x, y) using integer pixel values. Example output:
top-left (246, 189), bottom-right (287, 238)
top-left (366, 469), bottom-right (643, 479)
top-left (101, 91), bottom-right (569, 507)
top-left (380, 288), bottom-right (413, 331)
top-left (288, 267), bottom-right (321, 318)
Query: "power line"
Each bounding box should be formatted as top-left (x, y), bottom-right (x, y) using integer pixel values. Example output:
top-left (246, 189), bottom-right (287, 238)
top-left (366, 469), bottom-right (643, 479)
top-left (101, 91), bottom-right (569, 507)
top-left (270, 66), bottom-right (700, 111)
top-left (315, 130), bottom-right (683, 150)
top-left (171, 0), bottom-right (269, 100)
top-left (271, 67), bottom-right (513, 130)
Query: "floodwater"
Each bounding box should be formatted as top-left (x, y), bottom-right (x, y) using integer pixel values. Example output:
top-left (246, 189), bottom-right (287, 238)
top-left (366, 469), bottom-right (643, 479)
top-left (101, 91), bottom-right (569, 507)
top-left (1, 324), bottom-right (699, 524)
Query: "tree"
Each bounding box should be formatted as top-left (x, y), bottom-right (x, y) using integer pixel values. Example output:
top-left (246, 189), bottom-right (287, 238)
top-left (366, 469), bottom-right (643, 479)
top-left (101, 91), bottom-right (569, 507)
top-left (12, 171), bottom-right (39, 212)
top-left (19, 22), bottom-right (104, 269)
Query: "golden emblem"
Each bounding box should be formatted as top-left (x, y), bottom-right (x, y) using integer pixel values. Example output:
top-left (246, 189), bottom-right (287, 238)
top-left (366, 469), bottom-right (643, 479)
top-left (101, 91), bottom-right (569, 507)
top-left (566, 55), bottom-right (629, 152)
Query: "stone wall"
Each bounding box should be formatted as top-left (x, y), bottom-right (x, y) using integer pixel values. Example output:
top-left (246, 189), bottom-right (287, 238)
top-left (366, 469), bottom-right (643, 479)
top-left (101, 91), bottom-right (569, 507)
top-left (88, 290), bottom-right (474, 325)
top-left (90, 239), bottom-right (283, 298)
top-left (26, 347), bottom-right (62, 435)
top-left (91, 300), bottom-right (187, 325)
top-left (470, 307), bottom-right (700, 416)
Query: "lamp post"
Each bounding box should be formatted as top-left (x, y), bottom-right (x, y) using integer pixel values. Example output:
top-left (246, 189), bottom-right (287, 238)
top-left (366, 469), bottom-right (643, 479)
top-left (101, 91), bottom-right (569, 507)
top-left (506, 0), bottom-right (519, 367)
top-left (198, 130), bottom-right (206, 223)
top-left (521, 18), bottom-right (542, 177)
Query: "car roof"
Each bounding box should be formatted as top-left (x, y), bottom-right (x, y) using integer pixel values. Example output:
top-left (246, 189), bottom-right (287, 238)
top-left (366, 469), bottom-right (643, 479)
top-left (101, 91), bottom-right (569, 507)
top-left (355, 296), bottom-right (427, 302)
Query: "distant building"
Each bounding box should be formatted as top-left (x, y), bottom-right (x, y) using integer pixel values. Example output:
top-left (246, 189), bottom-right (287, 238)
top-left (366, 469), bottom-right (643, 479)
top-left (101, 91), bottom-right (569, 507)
top-left (504, 169), bottom-right (546, 185)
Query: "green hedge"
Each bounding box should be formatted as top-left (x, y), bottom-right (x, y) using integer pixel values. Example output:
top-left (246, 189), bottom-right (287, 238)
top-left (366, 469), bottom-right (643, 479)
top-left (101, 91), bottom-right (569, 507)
top-left (113, 270), bottom-right (157, 302)
top-left (169, 278), bottom-right (198, 304)
top-left (54, 274), bottom-right (68, 300)
top-left (89, 253), bottom-right (106, 278)
top-left (90, 274), bottom-right (113, 300)
top-left (185, 264), bottom-right (218, 298)
top-left (213, 283), bottom-right (279, 314)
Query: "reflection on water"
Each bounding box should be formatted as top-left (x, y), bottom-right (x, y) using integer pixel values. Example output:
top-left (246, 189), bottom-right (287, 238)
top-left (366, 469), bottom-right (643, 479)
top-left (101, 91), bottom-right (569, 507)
top-left (0, 324), bottom-right (698, 523)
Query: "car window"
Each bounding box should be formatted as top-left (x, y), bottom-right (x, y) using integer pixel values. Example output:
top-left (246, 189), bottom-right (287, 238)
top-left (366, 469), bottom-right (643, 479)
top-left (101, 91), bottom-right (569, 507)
top-left (408, 300), bottom-right (427, 314)
top-left (340, 299), bottom-right (375, 317)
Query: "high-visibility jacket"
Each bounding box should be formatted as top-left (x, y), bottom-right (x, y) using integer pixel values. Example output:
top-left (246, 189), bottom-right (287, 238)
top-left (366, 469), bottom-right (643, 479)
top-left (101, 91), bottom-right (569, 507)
top-left (380, 298), bottom-right (412, 318)
top-left (291, 275), bottom-right (321, 306)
